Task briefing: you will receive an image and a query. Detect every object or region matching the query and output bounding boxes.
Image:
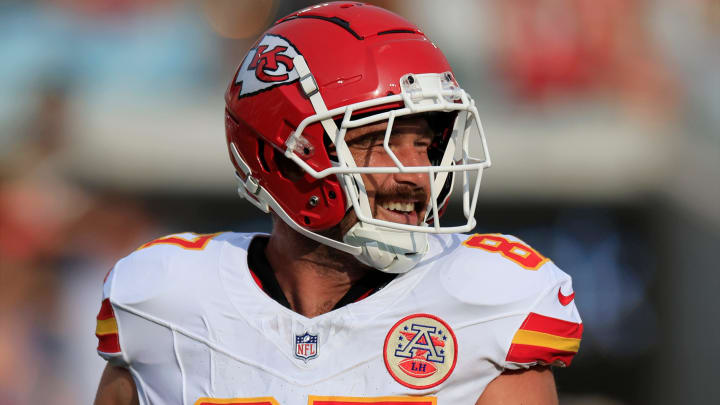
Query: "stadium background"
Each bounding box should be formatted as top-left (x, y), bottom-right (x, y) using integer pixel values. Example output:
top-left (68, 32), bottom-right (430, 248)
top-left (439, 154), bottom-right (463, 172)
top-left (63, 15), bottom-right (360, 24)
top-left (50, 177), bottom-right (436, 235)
top-left (0, 0), bottom-right (718, 404)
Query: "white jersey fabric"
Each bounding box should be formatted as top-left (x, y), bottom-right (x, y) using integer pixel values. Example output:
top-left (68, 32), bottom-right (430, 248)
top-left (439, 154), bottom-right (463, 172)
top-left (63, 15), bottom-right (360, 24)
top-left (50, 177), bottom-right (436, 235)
top-left (95, 232), bottom-right (582, 405)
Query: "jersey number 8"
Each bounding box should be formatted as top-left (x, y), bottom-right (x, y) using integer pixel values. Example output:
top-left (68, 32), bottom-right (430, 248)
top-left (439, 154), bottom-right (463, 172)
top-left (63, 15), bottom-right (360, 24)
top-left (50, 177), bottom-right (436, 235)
top-left (462, 234), bottom-right (548, 270)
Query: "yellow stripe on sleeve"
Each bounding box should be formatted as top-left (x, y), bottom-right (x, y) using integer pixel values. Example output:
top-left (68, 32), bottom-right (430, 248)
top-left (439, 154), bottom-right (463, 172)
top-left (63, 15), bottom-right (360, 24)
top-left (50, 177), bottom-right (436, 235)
top-left (511, 329), bottom-right (581, 353)
top-left (95, 317), bottom-right (118, 336)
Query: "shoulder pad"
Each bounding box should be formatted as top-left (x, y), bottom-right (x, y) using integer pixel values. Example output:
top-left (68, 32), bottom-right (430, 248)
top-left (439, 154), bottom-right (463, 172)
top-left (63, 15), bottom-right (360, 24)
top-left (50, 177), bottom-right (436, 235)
top-left (424, 233), bottom-right (582, 368)
top-left (428, 233), bottom-right (564, 307)
top-left (135, 231), bottom-right (225, 252)
top-left (108, 232), bottom-right (232, 305)
top-left (96, 232), bottom-right (257, 367)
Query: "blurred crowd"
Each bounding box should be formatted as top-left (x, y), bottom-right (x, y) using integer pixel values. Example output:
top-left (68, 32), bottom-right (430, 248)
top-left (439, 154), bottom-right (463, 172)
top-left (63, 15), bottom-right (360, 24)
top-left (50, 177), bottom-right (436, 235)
top-left (0, 1), bottom-right (718, 404)
top-left (0, 82), bottom-right (159, 403)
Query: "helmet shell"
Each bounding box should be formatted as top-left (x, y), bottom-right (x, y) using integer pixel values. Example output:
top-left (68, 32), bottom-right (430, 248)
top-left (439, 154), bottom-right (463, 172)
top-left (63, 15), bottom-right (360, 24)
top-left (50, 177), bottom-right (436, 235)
top-left (225, 2), bottom-right (453, 230)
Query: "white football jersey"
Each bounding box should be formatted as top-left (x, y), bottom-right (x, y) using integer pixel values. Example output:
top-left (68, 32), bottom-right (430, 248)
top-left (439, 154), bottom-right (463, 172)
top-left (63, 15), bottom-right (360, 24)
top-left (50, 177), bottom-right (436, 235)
top-left (95, 232), bottom-right (582, 405)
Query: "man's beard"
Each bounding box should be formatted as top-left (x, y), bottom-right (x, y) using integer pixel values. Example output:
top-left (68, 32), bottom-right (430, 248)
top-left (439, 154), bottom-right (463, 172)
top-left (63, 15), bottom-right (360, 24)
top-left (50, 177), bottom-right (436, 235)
top-left (371, 184), bottom-right (429, 221)
top-left (320, 184), bottom-right (429, 241)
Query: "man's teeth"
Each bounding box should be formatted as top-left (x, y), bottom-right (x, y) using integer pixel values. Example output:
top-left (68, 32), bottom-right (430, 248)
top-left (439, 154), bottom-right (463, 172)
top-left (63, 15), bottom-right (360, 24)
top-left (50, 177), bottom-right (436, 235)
top-left (381, 201), bottom-right (414, 213)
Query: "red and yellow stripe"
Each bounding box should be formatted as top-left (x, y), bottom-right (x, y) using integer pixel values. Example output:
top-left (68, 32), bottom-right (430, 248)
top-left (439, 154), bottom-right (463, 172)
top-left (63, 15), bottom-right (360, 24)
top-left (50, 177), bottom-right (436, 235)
top-left (308, 396), bottom-right (436, 405)
top-left (506, 312), bottom-right (582, 366)
top-left (96, 298), bottom-right (121, 354)
top-left (137, 232), bottom-right (221, 251)
top-left (195, 398), bottom-right (280, 405)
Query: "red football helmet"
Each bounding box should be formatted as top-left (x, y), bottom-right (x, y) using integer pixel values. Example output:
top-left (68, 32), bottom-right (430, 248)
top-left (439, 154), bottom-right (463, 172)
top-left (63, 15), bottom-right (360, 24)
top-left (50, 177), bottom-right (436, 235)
top-left (225, 2), bottom-right (490, 273)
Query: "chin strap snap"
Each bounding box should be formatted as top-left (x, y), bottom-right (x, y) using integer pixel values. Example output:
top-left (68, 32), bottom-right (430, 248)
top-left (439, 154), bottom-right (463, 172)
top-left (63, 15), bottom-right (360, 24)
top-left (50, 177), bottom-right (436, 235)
top-left (343, 222), bottom-right (429, 274)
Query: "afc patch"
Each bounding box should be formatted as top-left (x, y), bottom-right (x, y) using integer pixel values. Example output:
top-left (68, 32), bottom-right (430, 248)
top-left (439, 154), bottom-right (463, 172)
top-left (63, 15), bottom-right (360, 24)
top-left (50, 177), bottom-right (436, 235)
top-left (234, 34), bottom-right (301, 98)
top-left (294, 332), bottom-right (318, 362)
top-left (383, 313), bottom-right (458, 390)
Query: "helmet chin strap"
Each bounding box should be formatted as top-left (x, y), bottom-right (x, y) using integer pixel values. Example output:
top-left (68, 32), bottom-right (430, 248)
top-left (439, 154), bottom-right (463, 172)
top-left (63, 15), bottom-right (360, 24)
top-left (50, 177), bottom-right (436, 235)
top-left (290, 54), bottom-right (430, 273)
top-left (235, 167), bottom-right (427, 273)
top-left (343, 222), bottom-right (429, 274)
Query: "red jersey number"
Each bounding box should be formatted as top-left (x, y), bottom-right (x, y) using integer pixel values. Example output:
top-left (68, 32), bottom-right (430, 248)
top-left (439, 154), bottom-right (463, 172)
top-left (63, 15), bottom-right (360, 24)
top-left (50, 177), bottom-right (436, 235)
top-left (462, 234), bottom-right (549, 270)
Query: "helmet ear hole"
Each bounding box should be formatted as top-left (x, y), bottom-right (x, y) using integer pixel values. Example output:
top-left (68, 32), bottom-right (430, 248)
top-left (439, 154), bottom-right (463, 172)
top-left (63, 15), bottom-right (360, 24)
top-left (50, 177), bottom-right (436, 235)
top-left (273, 148), bottom-right (304, 181)
top-left (257, 139), bottom-right (271, 172)
top-left (323, 132), bottom-right (338, 163)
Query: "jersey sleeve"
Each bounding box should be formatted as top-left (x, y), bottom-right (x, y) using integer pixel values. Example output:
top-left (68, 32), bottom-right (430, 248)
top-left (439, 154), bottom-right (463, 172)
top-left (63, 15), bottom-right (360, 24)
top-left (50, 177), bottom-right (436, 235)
top-left (93, 232), bottom-right (228, 368)
top-left (95, 266), bottom-right (128, 366)
top-left (503, 262), bottom-right (583, 369)
top-left (93, 233), bottom-right (179, 366)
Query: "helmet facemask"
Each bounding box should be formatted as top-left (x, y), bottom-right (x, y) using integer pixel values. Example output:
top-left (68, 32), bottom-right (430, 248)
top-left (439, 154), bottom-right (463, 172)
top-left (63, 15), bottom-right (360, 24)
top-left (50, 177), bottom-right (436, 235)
top-left (273, 69), bottom-right (491, 273)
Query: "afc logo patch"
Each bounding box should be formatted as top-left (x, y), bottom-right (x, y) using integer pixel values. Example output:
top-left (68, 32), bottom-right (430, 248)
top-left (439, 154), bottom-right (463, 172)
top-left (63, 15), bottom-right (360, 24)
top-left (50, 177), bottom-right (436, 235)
top-left (234, 34), bottom-right (301, 98)
top-left (383, 314), bottom-right (458, 389)
top-left (294, 331), bottom-right (318, 362)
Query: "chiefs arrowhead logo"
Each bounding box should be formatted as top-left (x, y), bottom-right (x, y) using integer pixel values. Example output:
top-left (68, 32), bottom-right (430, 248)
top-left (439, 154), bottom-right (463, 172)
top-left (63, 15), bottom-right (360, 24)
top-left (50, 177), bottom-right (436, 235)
top-left (558, 287), bottom-right (575, 306)
top-left (384, 314), bottom-right (458, 390)
top-left (235, 34), bottom-right (301, 98)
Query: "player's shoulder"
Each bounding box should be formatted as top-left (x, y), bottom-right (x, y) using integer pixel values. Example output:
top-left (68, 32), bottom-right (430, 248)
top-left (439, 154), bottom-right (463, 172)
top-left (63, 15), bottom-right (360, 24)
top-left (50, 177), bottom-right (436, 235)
top-left (421, 233), bottom-right (582, 369)
top-left (424, 233), bottom-right (570, 305)
top-left (103, 231), bottom-right (255, 304)
top-left (132, 230), bottom-right (249, 256)
top-left (426, 232), bottom-right (564, 278)
top-left (115, 231), bottom-right (249, 274)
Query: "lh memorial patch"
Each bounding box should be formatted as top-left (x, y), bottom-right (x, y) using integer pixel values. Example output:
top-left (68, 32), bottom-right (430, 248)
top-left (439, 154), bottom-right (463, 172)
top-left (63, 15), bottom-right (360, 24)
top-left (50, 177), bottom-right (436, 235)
top-left (383, 313), bottom-right (458, 389)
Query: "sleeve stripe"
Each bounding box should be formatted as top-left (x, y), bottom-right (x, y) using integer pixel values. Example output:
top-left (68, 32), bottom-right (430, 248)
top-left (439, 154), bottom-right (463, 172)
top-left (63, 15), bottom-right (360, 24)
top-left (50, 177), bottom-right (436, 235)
top-left (505, 312), bottom-right (583, 367)
top-left (511, 329), bottom-right (581, 353)
top-left (519, 312), bottom-right (583, 339)
top-left (96, 298), bottom-right (121, 354)
top-left (97, 332), bottom-right (121, 354)
top-left (506, 343), bottom-right (577, 366)
top-left (96, 317), bottom-right (119, 336)
top-left (97, 298), bottom-right (115, 320)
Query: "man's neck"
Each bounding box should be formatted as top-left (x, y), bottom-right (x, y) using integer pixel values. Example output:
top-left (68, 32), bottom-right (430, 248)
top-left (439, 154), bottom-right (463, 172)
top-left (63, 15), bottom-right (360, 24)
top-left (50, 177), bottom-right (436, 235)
top-left (264, 219), bottom-right (370, 318)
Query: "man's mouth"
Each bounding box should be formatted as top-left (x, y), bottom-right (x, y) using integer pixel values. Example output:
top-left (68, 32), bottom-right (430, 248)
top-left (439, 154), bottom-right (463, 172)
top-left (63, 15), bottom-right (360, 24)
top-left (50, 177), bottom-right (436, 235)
top-left (377, 200), bottom-right (424, 225)
top-left (380, 201), bottom-right (415, 212)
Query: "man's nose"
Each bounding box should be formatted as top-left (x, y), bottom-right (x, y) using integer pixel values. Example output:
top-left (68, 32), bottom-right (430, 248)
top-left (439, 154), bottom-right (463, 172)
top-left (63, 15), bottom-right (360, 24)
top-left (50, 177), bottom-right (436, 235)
top-left (392, 145), bottom-right (431, 186)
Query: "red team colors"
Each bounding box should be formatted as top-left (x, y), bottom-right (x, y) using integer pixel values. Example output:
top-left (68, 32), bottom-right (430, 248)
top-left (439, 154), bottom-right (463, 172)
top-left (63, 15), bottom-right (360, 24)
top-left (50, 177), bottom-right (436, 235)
top-left (96, 232), bottom-right (581, 404)
top-left (94, 2), bottom-right (581, 404)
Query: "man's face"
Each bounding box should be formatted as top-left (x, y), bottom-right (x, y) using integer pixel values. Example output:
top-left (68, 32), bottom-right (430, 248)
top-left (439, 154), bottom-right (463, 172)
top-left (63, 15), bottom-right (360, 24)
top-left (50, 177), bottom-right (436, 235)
top-left (343, 115), bottom-right (434, 227)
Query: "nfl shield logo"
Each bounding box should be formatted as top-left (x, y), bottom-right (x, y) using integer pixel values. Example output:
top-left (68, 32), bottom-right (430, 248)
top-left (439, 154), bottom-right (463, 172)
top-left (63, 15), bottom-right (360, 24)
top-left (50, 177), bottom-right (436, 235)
top-left (295, 332), bottom-right (318, 362)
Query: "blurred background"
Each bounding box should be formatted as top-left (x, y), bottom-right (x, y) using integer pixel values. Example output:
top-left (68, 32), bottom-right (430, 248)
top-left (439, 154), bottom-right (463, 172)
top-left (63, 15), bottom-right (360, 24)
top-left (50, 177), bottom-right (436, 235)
top-left (0, 0), bottom-right (718, 404)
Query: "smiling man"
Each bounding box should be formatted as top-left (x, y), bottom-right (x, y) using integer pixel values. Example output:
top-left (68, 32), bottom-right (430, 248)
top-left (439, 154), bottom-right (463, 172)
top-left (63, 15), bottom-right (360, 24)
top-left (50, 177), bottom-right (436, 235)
top-left (94, 3), bottom-right (582, 405)
top-left (345, 117), bottom-right (433, 225)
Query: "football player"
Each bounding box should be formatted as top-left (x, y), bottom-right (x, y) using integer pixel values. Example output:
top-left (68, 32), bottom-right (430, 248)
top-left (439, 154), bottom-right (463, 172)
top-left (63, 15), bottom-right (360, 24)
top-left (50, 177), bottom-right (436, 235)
top-left (94, 3), bottom-right (581, 405)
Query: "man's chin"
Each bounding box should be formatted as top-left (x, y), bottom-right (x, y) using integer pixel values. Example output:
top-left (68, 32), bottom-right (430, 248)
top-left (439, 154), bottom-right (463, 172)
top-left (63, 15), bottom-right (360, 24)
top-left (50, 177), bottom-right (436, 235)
top-left (332, 207), bottom-right (427, 240)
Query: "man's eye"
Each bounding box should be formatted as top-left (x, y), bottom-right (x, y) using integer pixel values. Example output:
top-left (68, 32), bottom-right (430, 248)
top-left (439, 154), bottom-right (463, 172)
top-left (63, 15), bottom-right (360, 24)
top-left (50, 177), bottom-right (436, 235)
top-left (353, 137), bottom-right (384, 149)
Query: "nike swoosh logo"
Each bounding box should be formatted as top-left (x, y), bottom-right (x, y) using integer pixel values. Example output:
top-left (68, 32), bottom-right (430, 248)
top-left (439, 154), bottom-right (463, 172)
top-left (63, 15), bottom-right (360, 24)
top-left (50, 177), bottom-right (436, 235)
top-left (558, 287), bottom-right (575, 306)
